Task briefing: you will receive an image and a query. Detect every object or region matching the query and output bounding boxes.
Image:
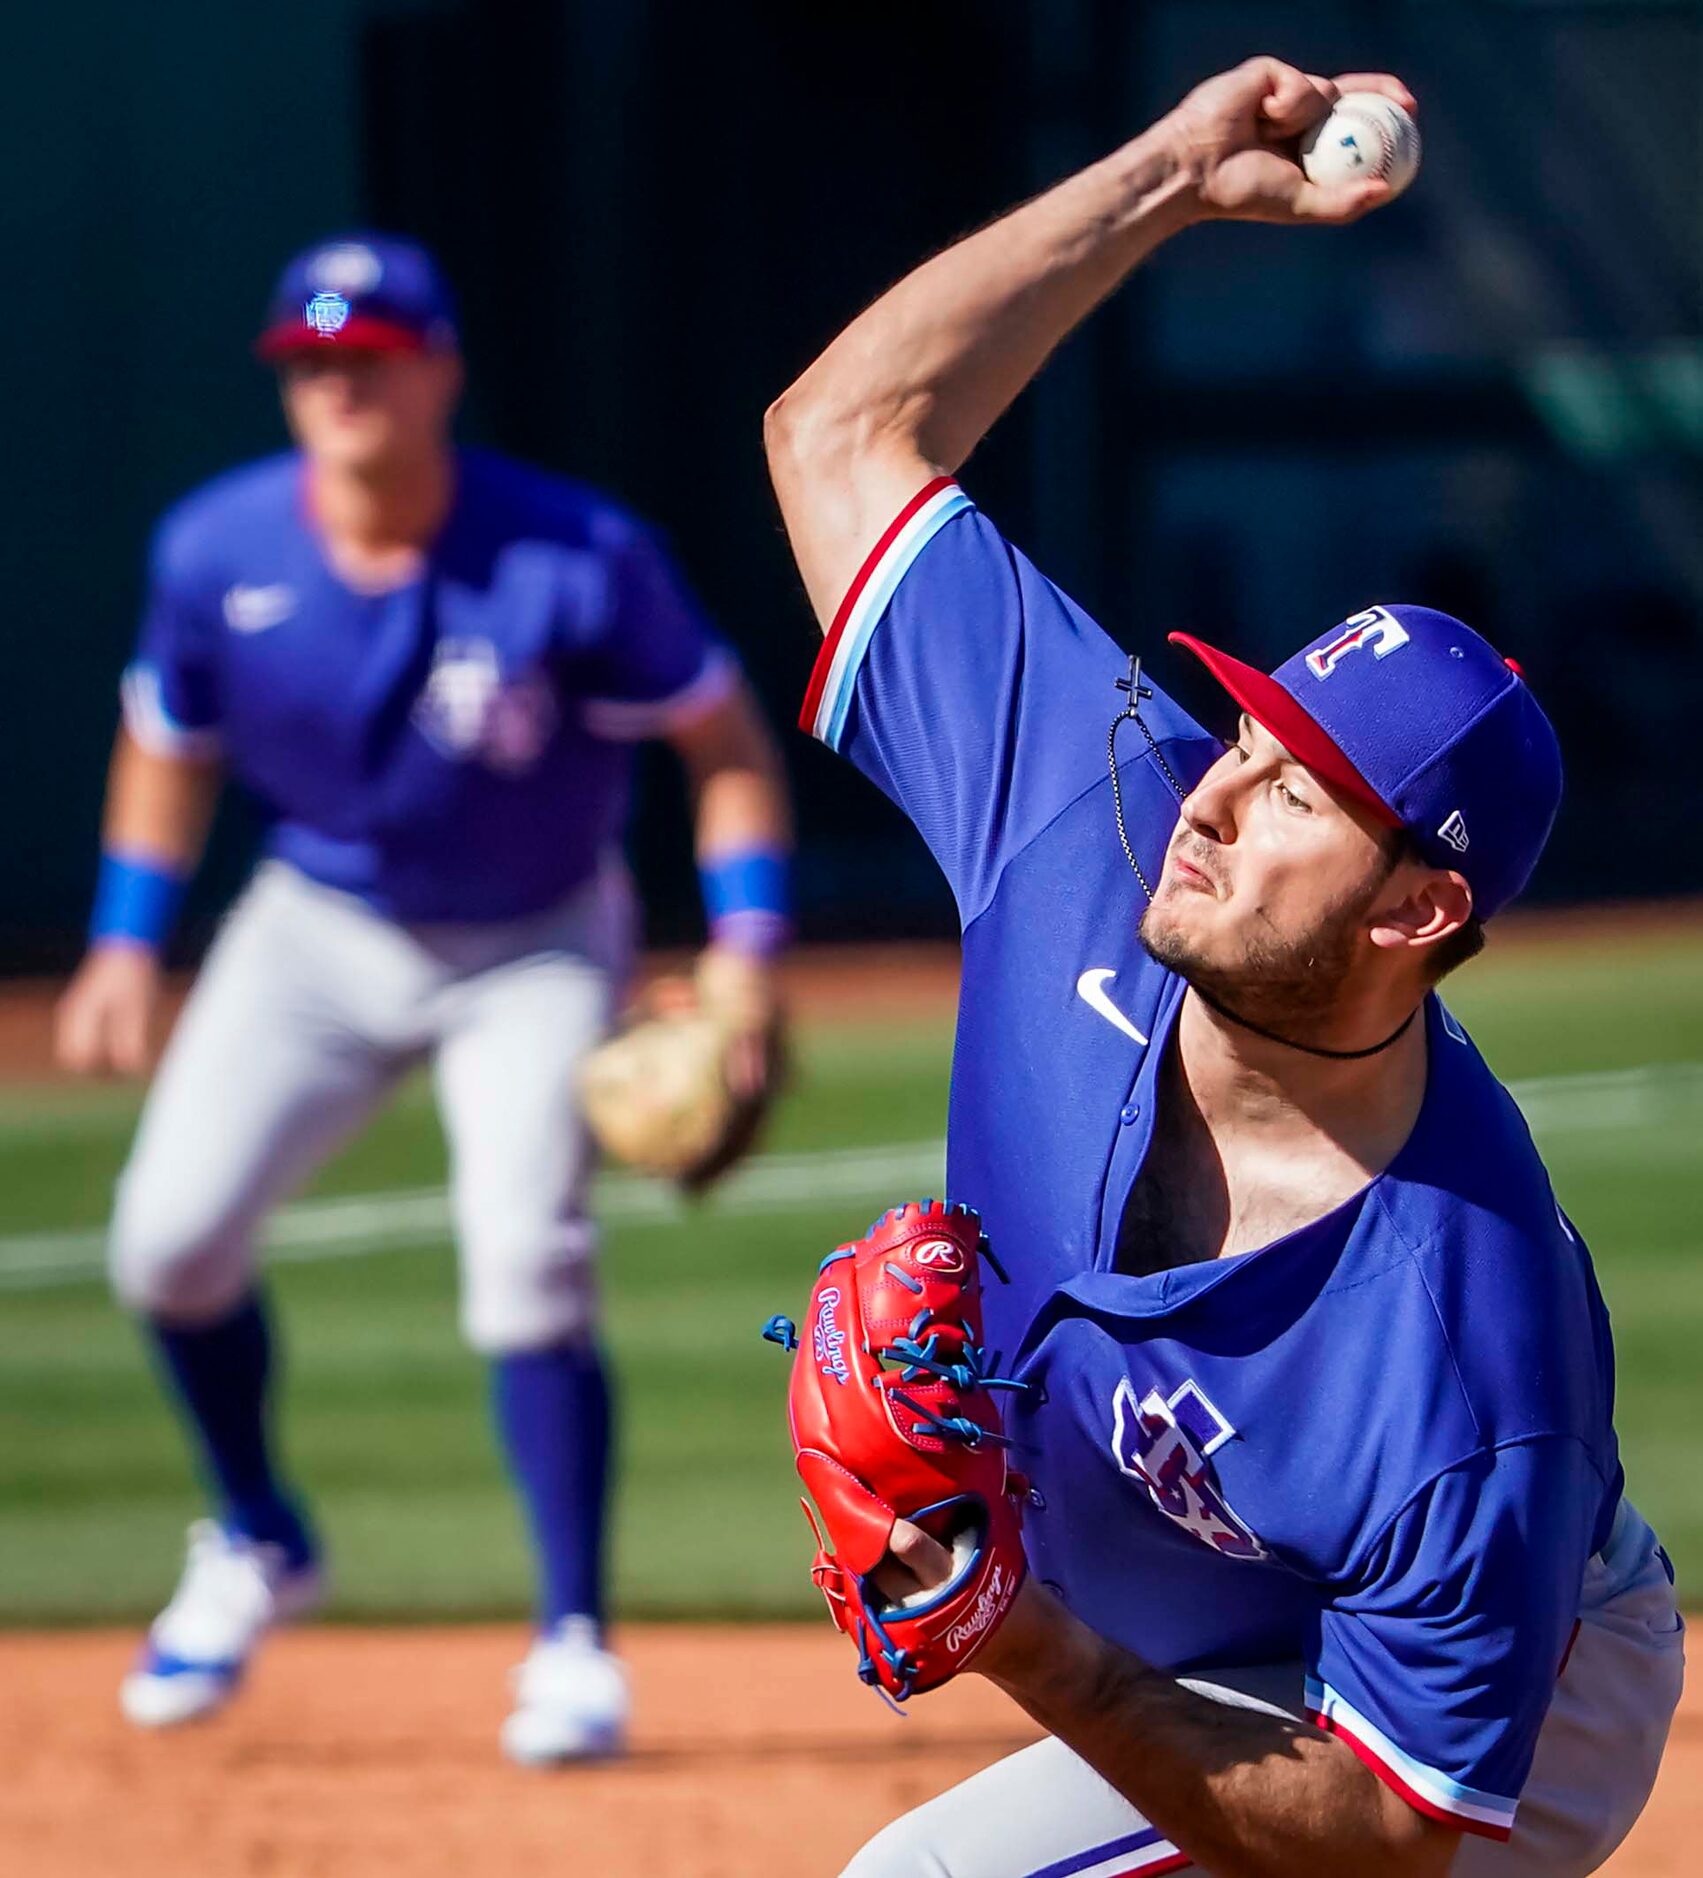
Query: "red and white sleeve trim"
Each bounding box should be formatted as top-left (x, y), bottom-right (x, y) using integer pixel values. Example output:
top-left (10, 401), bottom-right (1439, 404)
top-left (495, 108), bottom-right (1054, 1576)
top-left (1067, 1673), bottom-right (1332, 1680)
top-left (798, 477), bottom-right (973, 749)
top-left (582, 646), bottom-right (738, 741)
top-left (120, 662), bottom-right (222, 759)
top-left (1306, 1679), bottom-right (1517, 1841)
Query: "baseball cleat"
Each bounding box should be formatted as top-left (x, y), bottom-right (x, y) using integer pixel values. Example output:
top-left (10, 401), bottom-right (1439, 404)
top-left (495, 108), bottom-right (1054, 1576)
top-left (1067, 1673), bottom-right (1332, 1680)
top-left (119, 1519), bottom-right (325, 1728)
top-left (500, 1617), bottom-right (629, 1766)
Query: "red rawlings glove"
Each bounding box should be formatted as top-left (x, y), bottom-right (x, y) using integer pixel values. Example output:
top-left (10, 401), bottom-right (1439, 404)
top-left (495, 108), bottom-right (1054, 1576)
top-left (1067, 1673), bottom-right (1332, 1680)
top-left (764, 1200), bottom-right (1030, 1702)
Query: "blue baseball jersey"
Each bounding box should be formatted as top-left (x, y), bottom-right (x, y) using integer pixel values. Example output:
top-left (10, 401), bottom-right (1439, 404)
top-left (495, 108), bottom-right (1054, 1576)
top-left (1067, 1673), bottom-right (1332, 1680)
top-left (124, 449), bottom-right (734, 921)
top-left (803, 479), bottom-right (1659, 1844)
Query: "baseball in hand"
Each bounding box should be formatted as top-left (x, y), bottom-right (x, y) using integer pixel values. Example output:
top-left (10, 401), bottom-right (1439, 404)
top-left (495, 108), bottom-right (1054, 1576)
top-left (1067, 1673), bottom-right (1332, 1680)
top-left (1300, 92), bottom-right (1420, 199)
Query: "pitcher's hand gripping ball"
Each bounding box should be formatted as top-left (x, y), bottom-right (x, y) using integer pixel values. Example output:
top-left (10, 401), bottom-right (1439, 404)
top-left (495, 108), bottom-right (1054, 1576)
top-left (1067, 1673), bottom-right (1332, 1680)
top-left (1300, 91), bottom-right (1421, 198)
top-left (764, 1201), bottom-right (1030, 1701)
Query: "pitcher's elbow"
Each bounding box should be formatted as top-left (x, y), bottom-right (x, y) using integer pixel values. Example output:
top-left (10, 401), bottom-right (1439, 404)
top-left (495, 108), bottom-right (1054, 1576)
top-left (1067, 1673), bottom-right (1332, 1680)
top-left (764, 384), bottom-right (836, 480)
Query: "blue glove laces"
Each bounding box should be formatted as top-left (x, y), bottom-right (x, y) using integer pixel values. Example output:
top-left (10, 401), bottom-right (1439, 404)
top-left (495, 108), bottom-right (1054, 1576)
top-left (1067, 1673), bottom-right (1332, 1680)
top-left (762, 1202), bottom-right (1035, 1703)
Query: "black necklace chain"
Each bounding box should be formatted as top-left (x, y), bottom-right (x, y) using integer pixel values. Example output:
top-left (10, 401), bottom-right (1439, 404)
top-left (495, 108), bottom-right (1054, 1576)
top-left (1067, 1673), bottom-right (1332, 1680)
top-left (1189, 987), bottom-right (1418, 1060)
top-left (1107, 655), bottom-right (1186, 899)
top-left (1108, 653), bottom-right (1418, 1063)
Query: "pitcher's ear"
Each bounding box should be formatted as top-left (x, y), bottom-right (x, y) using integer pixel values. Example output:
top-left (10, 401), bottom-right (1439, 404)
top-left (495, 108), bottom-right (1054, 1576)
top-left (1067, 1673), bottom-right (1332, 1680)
top-left (1369, 868), bottom-right (1472, 954)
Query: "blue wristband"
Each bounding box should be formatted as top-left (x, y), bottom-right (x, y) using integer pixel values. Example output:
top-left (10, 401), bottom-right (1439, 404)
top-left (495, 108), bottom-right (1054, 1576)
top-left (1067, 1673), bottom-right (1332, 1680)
top-left (699, 848), bottom-right (793, 957)
top-left (90, 851), bottom-right (188, 951)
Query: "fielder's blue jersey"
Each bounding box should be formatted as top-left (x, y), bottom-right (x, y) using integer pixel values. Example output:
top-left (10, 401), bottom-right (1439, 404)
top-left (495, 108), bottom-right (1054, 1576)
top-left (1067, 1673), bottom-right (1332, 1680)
top-left (124, 449), bottom-right (733, 921)
top-left (803, 478), bottom-right (1658, 1844)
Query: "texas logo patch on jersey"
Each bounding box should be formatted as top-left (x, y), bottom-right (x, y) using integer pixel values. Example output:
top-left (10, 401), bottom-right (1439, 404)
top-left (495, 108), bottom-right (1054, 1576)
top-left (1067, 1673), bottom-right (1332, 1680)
top-left (1111, 1376), bottom-right (1267, 1561)
top-left (413, 638), bottom-right (558, 774)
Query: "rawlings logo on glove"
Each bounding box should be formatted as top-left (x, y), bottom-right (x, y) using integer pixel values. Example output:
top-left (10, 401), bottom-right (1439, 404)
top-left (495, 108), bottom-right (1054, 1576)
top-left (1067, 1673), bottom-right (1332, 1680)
top-left (812, 1287), bottom-right (852, 1385)
top-left (763, 1200), bottom-right (1031, 1703)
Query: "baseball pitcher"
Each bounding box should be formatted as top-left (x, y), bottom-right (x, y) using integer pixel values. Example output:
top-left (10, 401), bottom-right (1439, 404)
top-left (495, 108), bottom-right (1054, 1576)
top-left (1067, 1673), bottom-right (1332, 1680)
top-left (55, 233), bottom-right (794, 1763)
top-left (764, 60), bottom-right (1682, 1876)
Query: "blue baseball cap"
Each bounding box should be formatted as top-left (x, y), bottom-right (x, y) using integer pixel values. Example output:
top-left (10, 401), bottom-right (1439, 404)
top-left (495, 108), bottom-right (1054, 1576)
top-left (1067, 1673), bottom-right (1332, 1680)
top-left (255, 233), bottom-right (457, 360)
top-left (1170, 605), bottom-right (1562, 919)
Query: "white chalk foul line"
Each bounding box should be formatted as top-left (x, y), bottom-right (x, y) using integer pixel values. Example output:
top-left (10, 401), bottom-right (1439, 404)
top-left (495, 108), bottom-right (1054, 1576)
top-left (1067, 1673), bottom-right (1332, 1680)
top-left (0, 1138), bottom-right (950, 1293)
top-left (1504, 1059), bottom-right (1703, 1134)
top-left (2, 1060), bottom-right (1699, 1295)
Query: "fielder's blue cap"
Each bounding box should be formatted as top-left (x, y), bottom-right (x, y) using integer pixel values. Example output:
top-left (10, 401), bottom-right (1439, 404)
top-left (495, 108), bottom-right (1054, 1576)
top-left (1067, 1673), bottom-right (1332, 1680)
top-left (1171, 605), bottom-right (1563, 919)
top-left (256, 233), bottom-right (458, 360)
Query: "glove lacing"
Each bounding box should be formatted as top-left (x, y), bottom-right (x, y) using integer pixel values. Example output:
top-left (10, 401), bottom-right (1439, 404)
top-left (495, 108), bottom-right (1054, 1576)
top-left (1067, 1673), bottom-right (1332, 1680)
top-left (764, 1206), bottom-right (1036, 1705)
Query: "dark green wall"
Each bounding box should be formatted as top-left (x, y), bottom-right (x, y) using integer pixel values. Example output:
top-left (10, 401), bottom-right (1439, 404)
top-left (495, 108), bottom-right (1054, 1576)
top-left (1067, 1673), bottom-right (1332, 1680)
top-left (2, 0), bottom-right (1027, 963)
top-left (7, 3), bottom-right (1699, 965)
top-left (5, 4), bottom-right (370, 958)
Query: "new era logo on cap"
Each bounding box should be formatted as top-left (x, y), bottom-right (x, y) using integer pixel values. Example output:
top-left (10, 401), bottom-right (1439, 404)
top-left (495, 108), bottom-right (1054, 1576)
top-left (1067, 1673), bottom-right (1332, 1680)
top-left (1437, 810), bottom-right (1470, 854)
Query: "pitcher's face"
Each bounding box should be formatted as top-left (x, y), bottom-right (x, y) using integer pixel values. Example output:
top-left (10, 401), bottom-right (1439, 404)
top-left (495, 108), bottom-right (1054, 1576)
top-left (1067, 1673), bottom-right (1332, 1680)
top-left (1140, 716), bottom-right (1412, 1019)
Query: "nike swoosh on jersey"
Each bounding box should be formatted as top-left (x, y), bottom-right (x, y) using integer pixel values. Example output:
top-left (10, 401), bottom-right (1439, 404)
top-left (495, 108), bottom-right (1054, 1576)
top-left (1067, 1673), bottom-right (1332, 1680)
top-left (1075, 968), bottom-right (1149, 1047)
top-left (223, 584), bottom-right (298, 633)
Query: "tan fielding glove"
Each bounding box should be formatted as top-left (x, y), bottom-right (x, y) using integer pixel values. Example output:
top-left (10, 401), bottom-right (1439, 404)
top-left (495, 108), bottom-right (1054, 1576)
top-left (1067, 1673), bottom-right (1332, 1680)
top-left (580, 952), bottom-right (786, 1193)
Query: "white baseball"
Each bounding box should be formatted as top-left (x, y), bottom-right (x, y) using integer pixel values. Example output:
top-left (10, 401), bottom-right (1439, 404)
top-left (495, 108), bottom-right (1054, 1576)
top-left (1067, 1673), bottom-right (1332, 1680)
top-left (1300, 92), bottom-right (1420, 199)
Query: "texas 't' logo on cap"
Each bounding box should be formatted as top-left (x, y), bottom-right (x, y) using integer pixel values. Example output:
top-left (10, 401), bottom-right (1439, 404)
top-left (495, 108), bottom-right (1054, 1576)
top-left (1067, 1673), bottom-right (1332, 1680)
top-left (1306, 606), bottom-right (1411, 679)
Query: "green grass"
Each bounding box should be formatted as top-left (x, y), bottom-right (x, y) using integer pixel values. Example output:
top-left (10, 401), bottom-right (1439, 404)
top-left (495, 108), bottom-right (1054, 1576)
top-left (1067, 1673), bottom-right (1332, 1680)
top-left (1430, 931), bottom-right (1703, 1591)
top-left (0, 1017), bottom-right (957, 1624)
top-left (0, 928), bottom-right (1698, 1624)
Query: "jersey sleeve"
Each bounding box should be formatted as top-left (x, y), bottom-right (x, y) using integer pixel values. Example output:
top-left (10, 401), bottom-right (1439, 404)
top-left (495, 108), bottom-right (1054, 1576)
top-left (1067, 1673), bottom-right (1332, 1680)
top-left (1307, 1437), bottom-right (1606, 1842)
top-left (120, 515), bottom-right (224, 757)
top-left (575, 526), bottom-right (737, 740)
top-left (798, 479), bottom-right (1216, 924)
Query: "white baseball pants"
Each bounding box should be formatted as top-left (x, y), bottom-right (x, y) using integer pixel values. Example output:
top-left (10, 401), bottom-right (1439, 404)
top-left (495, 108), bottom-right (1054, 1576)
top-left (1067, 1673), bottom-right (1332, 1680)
top-left (109, 858), bottom-right (633, 1353)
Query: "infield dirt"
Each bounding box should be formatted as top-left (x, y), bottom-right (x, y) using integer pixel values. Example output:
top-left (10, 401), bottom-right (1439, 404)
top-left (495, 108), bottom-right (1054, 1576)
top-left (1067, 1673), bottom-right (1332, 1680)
top-left (0, 1624), bottom-right (1691, 1876)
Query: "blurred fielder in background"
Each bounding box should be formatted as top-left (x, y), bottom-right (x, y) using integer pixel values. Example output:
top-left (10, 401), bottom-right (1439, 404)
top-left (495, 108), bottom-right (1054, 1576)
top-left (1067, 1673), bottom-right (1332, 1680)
top-left (53, 233), bottom-right (793, 1764)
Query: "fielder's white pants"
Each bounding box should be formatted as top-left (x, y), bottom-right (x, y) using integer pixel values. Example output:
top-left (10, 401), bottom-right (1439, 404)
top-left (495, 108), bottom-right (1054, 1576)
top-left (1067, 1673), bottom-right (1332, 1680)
top-left (110, 858), bottom-right (633, 1353)
top-left (841, 1535), bottom-right (1683, 1877)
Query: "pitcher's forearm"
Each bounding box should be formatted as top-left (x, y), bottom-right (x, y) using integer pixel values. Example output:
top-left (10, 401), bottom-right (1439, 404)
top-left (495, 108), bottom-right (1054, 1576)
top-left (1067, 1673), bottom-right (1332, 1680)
top-left (978, 1590), bottom-right (1454, 1878)
top-left (764, 59), bottom-right (1404, 626)
top-left (764, 125), bottom-right (1198, 620)
top-left (777, 131), bottom-right (1193, 473)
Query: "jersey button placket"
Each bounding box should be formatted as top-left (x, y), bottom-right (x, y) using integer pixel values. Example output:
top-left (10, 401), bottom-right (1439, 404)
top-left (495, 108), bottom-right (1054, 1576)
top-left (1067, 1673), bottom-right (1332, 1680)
top-left (1099, 1049), bottom-right (1161, 1269)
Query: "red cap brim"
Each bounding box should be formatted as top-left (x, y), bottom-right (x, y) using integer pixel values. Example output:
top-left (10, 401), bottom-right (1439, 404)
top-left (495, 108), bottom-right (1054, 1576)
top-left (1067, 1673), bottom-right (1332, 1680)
top-left (254, 314), bottom-right (429, 361)
top-left (1168, 632), bottom-right (1399, 826)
